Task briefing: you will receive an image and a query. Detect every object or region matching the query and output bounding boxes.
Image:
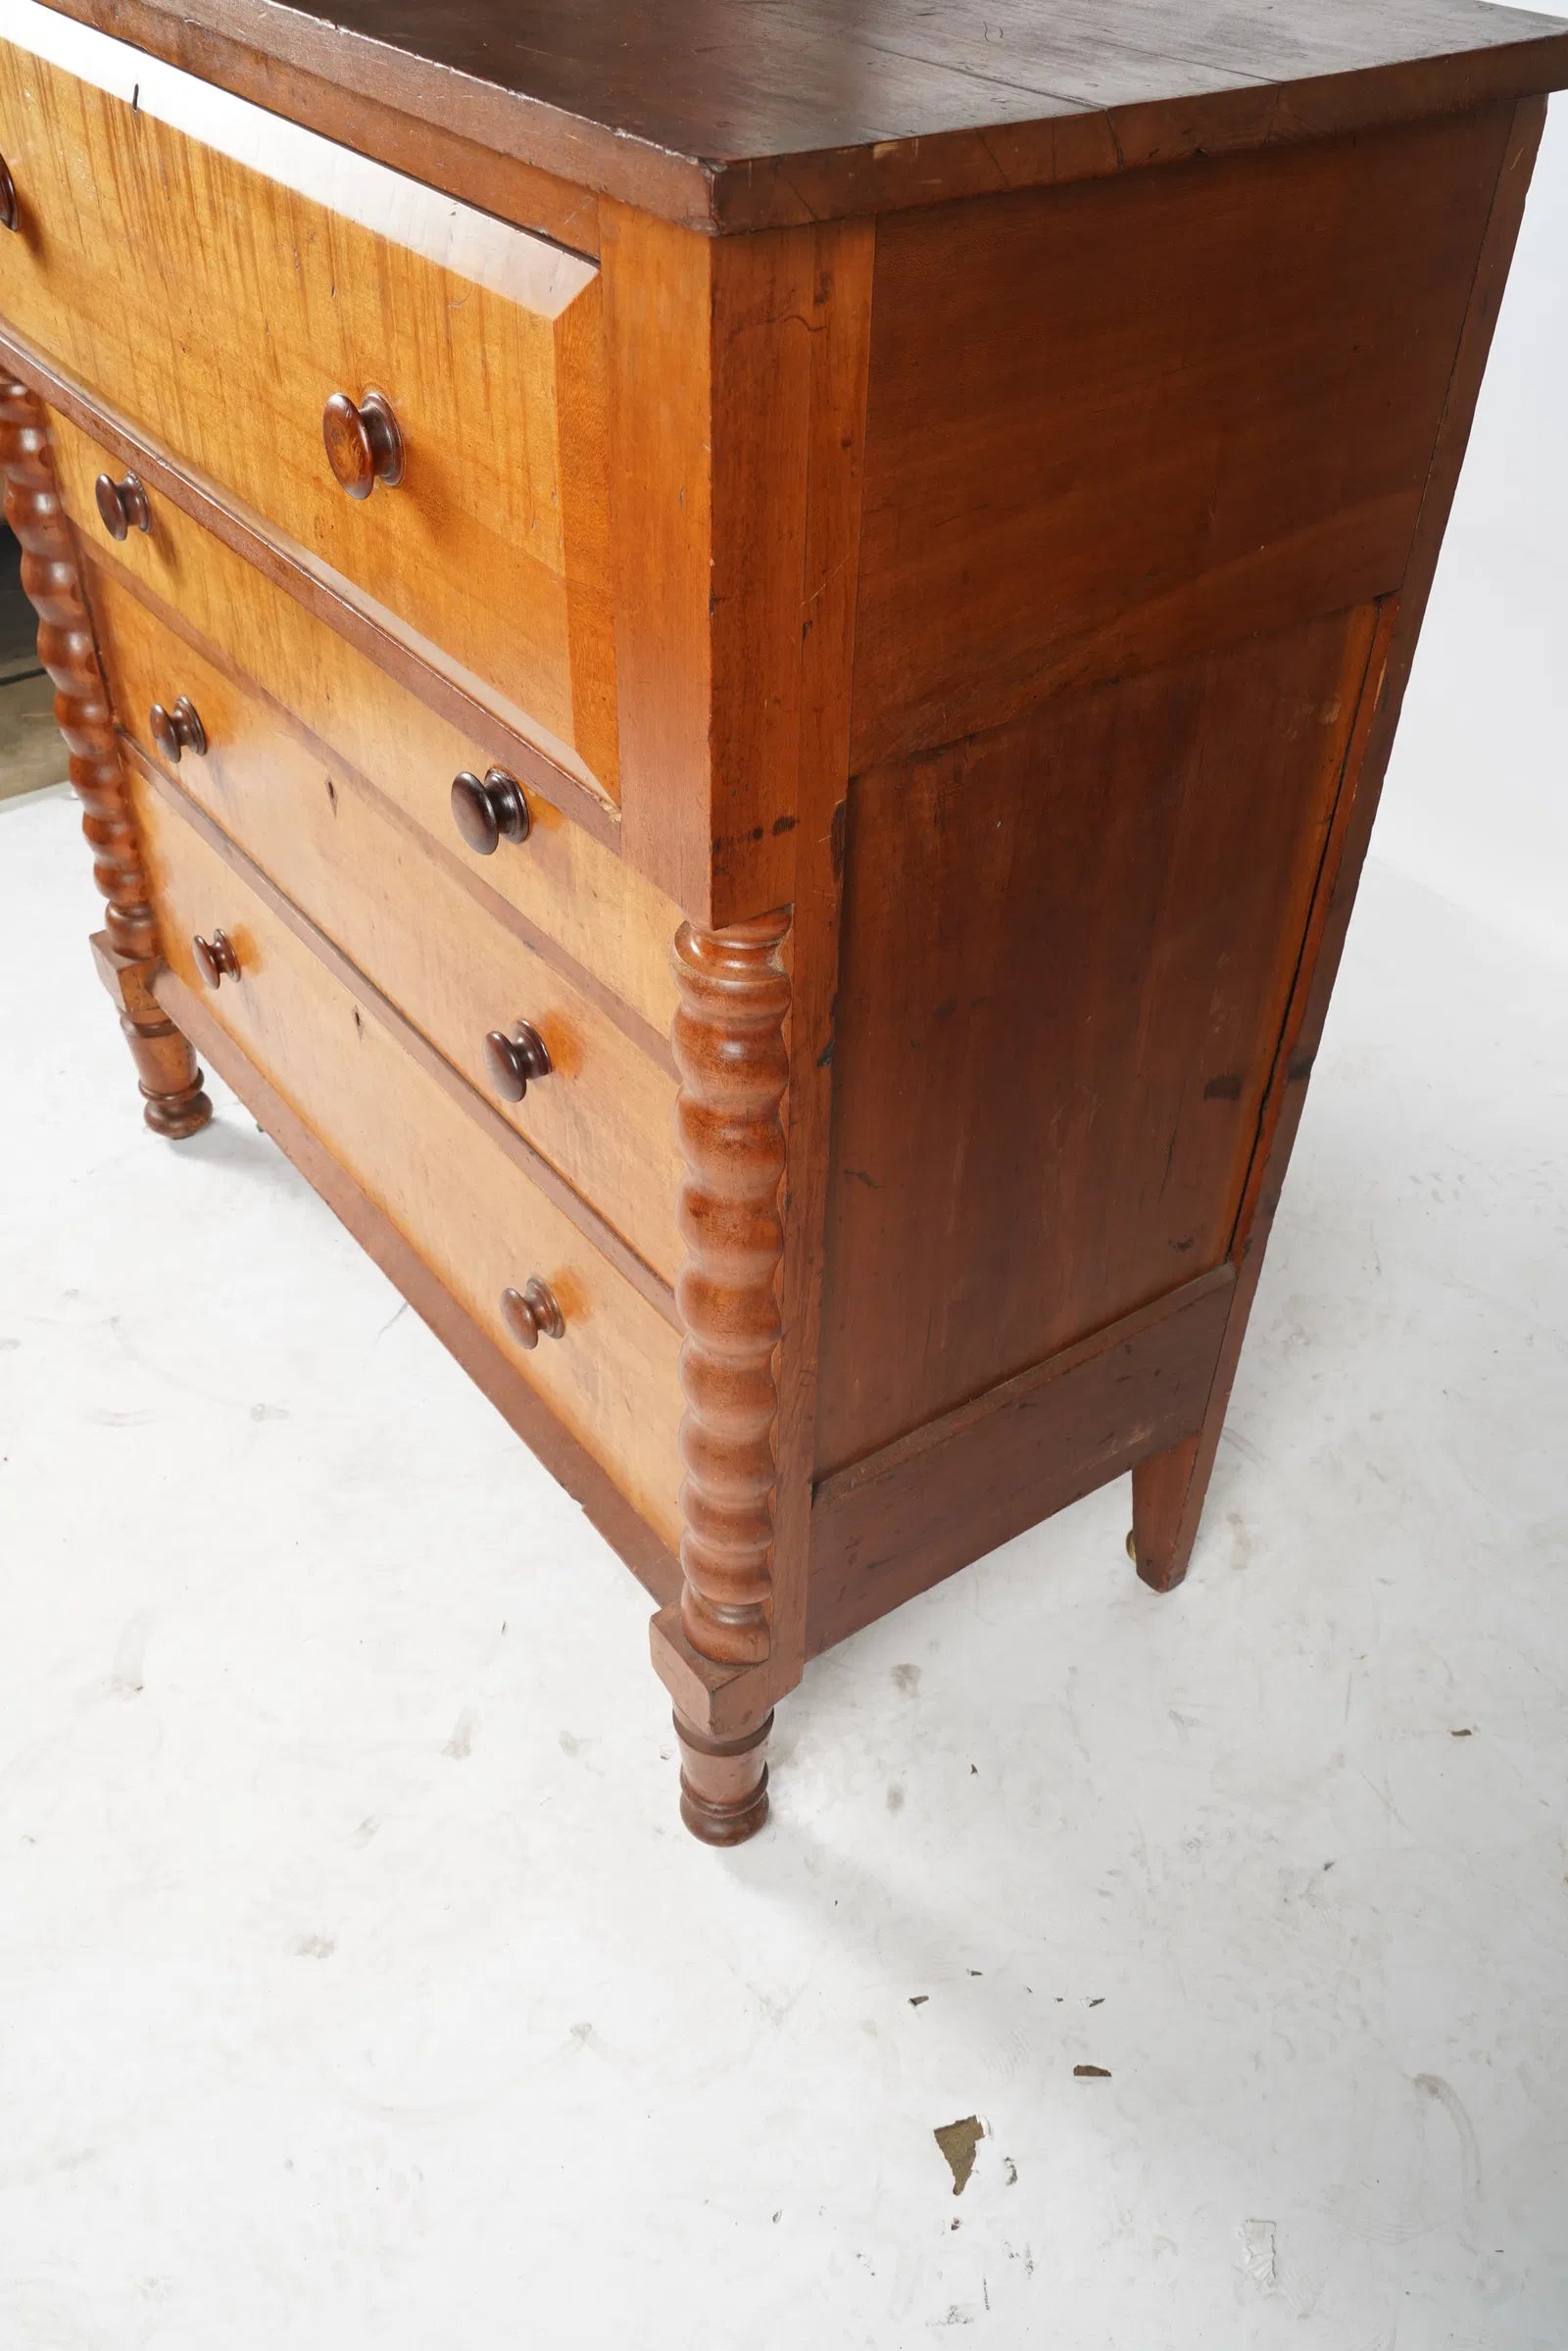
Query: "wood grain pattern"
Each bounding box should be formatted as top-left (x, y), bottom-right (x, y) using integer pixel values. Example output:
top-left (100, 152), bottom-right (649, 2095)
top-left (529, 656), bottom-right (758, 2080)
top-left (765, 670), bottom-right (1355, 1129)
top-left (4, 334), bottom-right (620, 847)
top-left (0, 374), bottom-right (210, 1134)
top-left (1129, 100), bottom-right (1549, 1592)
top-left (126, 742), bottom-right (678, 1327)
top-left (853, 105), bottom-right (1512, 767)
top-left (808, 1270), bottom-right (1236, 1654)
top-left (604, 211), bottom-right (863, 926)
top-left (90, 931), bottom-right (214, 1137)
top-left (764, 216), bottom-right (874, 1684)
top-left (87, 561), bottom-right (684, 1287)
top-left (33, 0), bottom-right (1568, 230)
top-left (0, 12), bottom-right (618, 789)
top-left (1128, 1435), bottom-right (1204, 1593)
top-left (670, 916), bottom-right (791, 1669)
top-left (160, 963), bottom-right (683, 1610)
top-left (816, 605), bottom-right (1378, 1478)
top-left (21, 0), bottom-right (604, 253)
top-left (641, 217), bottom-right (872, 1820)
top-left (672, 1709), bottom-right (773, 1847)
top-left (131, 774), bottom-right (687, 1550)
top-left (4, 2), bottom-right (1557, 1841)
top-left (46, 407), bottom-right (680, 1041)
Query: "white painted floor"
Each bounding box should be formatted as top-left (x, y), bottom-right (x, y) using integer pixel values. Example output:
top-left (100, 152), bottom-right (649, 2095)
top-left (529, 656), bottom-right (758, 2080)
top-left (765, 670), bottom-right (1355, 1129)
top-left (1, 778), bottom-right (1564, 2350)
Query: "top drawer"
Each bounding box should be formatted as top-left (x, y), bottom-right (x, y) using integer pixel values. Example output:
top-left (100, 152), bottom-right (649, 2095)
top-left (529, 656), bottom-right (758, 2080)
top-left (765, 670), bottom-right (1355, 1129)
top-left (0, 1), bottom-right (617, 795)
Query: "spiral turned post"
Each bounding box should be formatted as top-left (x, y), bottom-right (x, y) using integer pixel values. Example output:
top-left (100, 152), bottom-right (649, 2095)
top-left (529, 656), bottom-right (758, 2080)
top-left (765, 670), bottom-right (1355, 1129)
top-left (0, 379), bottom-right (211, 1137)
top-left (667, 911), bottom-right (791, 1840)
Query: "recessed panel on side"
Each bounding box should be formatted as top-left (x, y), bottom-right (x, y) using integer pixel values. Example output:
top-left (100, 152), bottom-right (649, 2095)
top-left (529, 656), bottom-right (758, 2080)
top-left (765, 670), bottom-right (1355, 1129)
top-left (814, 605), bottom-right (1380, 1478)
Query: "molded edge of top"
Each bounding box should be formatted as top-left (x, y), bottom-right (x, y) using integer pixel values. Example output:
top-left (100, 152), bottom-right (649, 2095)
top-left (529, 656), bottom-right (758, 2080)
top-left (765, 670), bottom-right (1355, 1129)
top-left (24, 0), bottom-right (1568, 231)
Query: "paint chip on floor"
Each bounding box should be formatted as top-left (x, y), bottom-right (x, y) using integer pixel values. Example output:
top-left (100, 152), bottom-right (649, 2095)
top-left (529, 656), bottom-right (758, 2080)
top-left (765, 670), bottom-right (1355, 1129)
top-left (934, 2116), bottom-right (984, 2195)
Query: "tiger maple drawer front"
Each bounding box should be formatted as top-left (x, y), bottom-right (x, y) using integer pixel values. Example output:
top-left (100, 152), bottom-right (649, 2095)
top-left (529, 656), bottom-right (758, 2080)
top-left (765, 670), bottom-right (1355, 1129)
top-left (0, 1), bottom-right (617, 793)
top-left (49, 410), bottom-right (679, 1043)
top-left (129, 770), bottom-right (685, 1551)
top-left (88, 562), bottom-right (683, 1288)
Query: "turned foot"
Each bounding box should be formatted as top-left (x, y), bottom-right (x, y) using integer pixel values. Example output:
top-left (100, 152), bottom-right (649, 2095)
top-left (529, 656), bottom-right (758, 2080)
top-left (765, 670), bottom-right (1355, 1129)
top-left (674, 1708), bottom-right (772, 1846)
top-left (122, 1008), bottom-right (213, 1138)
top-left (0, 388), bottom-right (214, 1145)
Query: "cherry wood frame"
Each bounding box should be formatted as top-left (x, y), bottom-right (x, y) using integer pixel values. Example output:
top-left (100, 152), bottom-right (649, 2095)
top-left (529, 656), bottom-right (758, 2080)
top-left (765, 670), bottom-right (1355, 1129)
top-left (0, 0), bottom-right (1558, 1843)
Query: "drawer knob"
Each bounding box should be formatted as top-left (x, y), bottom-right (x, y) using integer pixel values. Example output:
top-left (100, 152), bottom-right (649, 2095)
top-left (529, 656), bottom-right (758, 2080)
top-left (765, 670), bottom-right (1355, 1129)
top-left (0, 156), bottom-right (18, 234)
top-left (192, 930), bottom-right (240, 989)
top-left (500, 1278), bottom-right (564, 1350)
top-left (94, 470), bottom-right (152, 540)
top-left (451, 767), bottom-right (530, 856)
top-left (322, 388), bottom-right (405, 500)
top-left (149, 696), bottom-right (207, 764)
top-left (483, 1020), bottom-right (553, 1102)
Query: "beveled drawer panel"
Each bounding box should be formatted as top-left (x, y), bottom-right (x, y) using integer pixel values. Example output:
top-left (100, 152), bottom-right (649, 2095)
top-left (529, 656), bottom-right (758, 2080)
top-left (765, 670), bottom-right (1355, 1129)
top-left (0, 1), bottom-right (617, 792)
top-left (47, 409), bottom-right (678, 1042)
top-left (130, 771), bottom-right (685, 1553)
top-left (90, 562), bottom-right (683, 1288)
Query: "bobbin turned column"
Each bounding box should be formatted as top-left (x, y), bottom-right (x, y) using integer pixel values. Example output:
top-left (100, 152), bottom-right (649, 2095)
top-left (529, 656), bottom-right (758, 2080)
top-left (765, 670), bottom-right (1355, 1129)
top-left (0, 378), bottom-right (211, 1138)
top-left (662, 911), bottom-right (791, 1844)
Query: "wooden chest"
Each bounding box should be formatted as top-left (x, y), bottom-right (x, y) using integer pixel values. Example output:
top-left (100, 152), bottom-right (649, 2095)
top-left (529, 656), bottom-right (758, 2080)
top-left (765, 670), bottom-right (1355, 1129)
top-left (2, 0), bottom-right (1562, 1841)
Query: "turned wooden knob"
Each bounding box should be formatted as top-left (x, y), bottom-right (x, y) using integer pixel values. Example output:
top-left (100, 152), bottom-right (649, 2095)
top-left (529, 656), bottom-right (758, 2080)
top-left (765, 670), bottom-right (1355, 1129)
top-left (0, 156), bottom-right (19, 234)
top-left (500, 1278), bottom-right (564, 1350)
top-left (451, 767), bottom-right (530, 856)
top-left (149, 696), bottom-right (207, 764)
top-left (322, 388), bottom-right (405, 500)
top-left (483, 1020), bottom-right (552, 1102)
top-left (94, 470), bottom-right (152, 540)
top-left (192, 930), bottom-right (240, 989)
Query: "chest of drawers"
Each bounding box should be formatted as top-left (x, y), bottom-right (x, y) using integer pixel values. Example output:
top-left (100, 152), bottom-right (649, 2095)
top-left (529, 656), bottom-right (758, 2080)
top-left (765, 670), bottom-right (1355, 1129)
top-left (3, 0), bottom-right (1563, 1844)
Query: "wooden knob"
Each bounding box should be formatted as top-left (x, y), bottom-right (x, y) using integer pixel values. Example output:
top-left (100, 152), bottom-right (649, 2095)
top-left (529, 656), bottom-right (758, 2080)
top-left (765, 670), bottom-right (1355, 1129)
top-left (192, 930), bottom-right (240, 989)
top-left (322, 388), bottom-right (404, 500)
top-left (149, 696), bottom-right (207, 764)
top-left (451, 767), bottom-right (530, 857)
top-left (0, 155), bottom-right (18, 234)
top-left (94, 470), bottom-right (151, 540)
top-left (500, 1278), bottom-right (564, 1350)
top-left (482, 1021), bottom-right (552, 1102)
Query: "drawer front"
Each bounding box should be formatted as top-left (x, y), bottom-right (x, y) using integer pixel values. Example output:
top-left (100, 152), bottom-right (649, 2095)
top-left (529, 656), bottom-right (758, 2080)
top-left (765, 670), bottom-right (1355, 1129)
top-left (0, 2), bottom-right (617, 792)
top-left (48, 409), bottom-right (678, 1042)
top-left (91, 562), bottom-right (682, 1289)
top-left (131, 773), bottom-right (685, 1553)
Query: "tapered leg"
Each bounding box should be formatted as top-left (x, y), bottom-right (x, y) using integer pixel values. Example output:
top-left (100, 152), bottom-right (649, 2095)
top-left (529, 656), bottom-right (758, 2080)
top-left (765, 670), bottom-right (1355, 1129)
top-left (658, 911), bottom-right (792, 1843)
top-left (1128, 1434), bottom-right (1205, 1592)
top-left (0, 378), bottom-right (211, 1138)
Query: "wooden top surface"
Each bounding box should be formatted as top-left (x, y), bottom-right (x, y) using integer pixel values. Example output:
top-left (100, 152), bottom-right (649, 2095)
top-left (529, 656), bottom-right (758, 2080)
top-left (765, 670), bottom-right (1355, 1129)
top-left (35, 0), bottom-right (1568, 227)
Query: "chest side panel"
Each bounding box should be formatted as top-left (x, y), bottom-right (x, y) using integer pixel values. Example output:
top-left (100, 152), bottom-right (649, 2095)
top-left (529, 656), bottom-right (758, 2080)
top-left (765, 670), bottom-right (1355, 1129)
top-left (817, 107), bottom-right (1510, 1477)
top-left (852, 104), bottom-right (1511, 770)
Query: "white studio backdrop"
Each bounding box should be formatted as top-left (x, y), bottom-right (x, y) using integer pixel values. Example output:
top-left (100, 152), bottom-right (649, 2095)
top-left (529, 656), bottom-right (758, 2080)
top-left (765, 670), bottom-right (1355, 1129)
top-left (1378, 64), bottom-right (1568, 965)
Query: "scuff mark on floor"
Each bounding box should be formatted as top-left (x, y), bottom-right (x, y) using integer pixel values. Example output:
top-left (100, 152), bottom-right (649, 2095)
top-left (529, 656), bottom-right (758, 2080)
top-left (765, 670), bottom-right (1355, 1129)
top-left (110, 1613), bottom-right (154, 1697)
top-left (443, 1706), bottom-right (479, 1760)
top-left (1239, 2218), bottom-right (1278, 2289)
top-left (1415, 2073), bottom-right (1483, 2223)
